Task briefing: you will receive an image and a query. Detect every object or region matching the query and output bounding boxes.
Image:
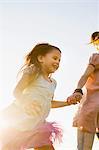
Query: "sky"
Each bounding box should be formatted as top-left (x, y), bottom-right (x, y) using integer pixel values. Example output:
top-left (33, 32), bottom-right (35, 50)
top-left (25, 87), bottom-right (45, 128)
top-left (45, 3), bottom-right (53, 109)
top-left (0, 0), bottom-right (99, 149)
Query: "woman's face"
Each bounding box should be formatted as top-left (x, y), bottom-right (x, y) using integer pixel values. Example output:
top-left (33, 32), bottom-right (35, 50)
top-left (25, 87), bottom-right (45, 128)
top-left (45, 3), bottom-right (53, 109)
top-left (93, 38), bottom-right (99, 51)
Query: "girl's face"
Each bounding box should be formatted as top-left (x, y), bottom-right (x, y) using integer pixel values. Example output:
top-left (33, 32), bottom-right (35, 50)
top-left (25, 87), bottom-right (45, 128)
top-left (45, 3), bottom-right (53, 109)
top-left (38, 49), bottom-right (61, 75)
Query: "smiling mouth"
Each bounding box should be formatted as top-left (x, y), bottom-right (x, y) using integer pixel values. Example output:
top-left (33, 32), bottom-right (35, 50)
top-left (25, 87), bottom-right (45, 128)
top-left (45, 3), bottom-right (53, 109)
top-left (53, 65), bottom-right (59, 70)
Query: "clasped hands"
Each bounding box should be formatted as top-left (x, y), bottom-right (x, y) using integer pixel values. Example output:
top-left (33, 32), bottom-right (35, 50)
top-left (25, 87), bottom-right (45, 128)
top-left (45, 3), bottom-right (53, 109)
top-left (66, 92), bottom-right (82, 105)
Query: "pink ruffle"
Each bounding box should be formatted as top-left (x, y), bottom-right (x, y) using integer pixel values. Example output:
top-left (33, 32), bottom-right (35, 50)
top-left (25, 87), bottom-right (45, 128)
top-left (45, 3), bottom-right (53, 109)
top-left (0, 122), bottom-right (63, 150)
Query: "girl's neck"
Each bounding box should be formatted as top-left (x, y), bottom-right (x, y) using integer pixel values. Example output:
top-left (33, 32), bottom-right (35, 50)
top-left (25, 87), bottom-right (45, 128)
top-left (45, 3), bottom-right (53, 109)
top-left (44, 76), bottom-right (52, 83)
top-left (42, 73), bottom-right (52, 83)
top-left (40, 69), bottom-right (52, 82)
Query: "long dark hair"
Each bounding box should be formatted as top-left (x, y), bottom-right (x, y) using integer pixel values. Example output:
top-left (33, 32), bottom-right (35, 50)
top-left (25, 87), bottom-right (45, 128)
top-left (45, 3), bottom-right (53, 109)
top-left (91, 31), bottom-right (99, 43)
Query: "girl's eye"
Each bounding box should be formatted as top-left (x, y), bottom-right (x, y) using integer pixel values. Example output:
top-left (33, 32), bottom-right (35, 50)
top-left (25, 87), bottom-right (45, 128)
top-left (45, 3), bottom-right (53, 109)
top-left (54, 57), bottom-right (57, 60)
top-left (53, 57), bottom-right (57, 60)
top-left (53, 57), bottom-right (60, 62)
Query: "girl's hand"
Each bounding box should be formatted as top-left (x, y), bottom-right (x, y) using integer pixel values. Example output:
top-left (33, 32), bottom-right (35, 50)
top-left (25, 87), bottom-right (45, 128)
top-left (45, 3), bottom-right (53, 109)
top-left (66, 94), bottom-right (77, 105)
top-left (66, 92), bottom-right (82, 105)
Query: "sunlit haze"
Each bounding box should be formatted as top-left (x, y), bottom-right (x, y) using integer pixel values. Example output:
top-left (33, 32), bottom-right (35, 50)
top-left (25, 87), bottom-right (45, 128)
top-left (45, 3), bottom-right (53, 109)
top-left (0, 0), bottom-right (99, 149)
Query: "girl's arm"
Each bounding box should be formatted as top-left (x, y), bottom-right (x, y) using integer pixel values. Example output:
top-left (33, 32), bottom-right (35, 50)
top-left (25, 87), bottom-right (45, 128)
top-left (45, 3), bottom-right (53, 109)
top-left (51, 100), bottom-right (70, 108)
top-left (13, 72), bottom-right (33, 99)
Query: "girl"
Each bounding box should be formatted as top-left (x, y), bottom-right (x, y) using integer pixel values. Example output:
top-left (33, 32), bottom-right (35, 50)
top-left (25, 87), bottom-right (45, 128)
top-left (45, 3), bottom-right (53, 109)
top-left (0, 43), bottom-right (69, 150)
top-left (67, 31), bottom-right (99, 150)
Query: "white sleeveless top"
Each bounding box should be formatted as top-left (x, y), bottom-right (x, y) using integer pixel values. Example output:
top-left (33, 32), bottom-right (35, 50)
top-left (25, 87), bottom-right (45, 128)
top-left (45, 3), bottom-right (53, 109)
top-left (0, 68), bottom-right (57, 131)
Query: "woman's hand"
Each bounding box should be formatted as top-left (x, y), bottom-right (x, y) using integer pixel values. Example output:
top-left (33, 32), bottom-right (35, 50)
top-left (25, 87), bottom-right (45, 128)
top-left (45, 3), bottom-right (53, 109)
top-left (66, 92), bottom-right (82, 105)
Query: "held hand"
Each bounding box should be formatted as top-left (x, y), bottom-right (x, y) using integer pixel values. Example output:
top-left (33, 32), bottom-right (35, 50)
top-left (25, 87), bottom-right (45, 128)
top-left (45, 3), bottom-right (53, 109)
top-left (66, 94), bottom-right (78, 105)
top-left (66, 92), bottom-right (82, 105)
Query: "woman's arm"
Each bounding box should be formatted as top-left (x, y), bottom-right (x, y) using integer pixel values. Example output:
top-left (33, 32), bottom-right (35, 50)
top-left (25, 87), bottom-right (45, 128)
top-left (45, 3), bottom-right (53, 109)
top-left (77, 53), bottom-right (99, 89)
top-left (66, 64), bottom-right (95, 105)
top-left (76, 64), bottom-right (95, 89)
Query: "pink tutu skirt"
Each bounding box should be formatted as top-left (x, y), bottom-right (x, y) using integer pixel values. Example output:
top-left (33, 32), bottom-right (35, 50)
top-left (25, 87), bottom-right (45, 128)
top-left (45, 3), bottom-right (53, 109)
top-left (0, 121), bottom-right (63, 150)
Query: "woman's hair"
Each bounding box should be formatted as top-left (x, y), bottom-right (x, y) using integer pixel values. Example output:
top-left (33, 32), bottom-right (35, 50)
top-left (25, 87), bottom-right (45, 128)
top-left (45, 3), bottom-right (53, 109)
top-left (91, 31), bottom-right (99, 43)
top-left (19, 43), bottom-right (61, 81)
